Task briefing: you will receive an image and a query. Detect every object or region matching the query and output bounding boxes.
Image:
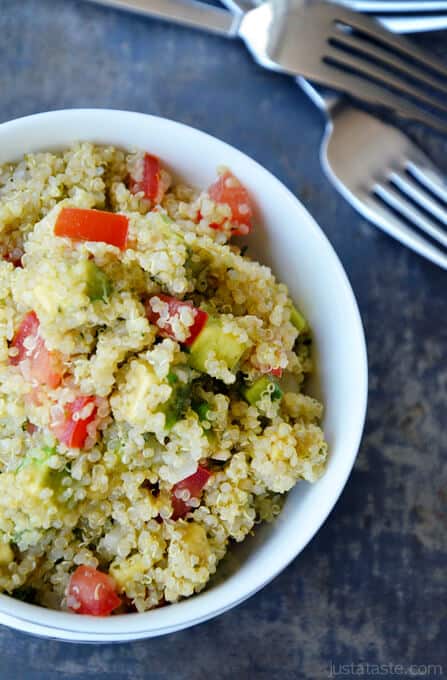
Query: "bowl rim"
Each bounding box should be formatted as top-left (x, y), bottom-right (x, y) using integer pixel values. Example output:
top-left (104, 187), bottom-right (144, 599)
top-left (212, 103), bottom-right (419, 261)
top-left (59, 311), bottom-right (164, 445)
top-left (0, 108), bottom-right (368, 641)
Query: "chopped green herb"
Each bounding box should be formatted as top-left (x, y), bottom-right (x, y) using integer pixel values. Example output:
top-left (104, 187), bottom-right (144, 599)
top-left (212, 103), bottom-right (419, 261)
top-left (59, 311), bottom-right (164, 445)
top-left (192, 401), bottom-right (211, 422)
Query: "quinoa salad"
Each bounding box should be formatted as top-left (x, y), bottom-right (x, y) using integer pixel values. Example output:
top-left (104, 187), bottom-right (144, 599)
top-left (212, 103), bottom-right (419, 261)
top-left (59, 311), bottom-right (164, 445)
top-left (0, 143), bottom-right (328, 615)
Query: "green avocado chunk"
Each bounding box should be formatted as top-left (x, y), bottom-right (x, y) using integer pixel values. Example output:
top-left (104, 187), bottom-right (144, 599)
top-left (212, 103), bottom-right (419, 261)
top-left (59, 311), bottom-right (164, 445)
top-left (188, 317), bottom-right (251, 374)
top-left (15, 447), bottom-right (65, 507)
top-left (290, 304), bottom-right (308, 333)
top-left (84, 260), bottom-right (112, 302)
top-left (242, 376), bottom-right (283, 407)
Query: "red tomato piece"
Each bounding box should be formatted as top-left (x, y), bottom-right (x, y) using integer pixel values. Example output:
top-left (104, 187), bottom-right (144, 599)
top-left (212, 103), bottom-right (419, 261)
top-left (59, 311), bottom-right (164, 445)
top-left (145, 294), bottom-right (208, 346)
top-left (54, 208), bottom-right (129, 250)
top-left (67, 565), bottom-right (121, 616)
top-left (3, 247), bottom-right (24, 268)
top-left (9, 311), bottom-right (39, 366)
top-left (208, 171), bottom-right (253, 236)
top-left (129, 153), bottom-right (167, 203)
top-left (269, 367), bottom-right (283, 378)
top-left (51, 396), bottom-right (97, 449)
top-left (10, 311), bottom-right (63, 389)
top-left (171, 465), bottom-right (212, 520)
top-left (25, 421), bottom-right (38, 435)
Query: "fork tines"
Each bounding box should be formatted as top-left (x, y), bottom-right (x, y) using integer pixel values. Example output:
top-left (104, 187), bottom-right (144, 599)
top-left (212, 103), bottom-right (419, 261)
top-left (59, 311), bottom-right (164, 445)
top-left (319, 1), bottom-right (447, 131)
top-left (372, 155), bottom-right (447, 255)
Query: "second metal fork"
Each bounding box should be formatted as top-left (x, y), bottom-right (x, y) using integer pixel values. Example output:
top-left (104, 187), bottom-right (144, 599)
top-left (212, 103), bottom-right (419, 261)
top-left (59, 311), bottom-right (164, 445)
top-left (299, 79), bottom-right (447, 269)
top-left (238, 0), bottom-right (447, 134)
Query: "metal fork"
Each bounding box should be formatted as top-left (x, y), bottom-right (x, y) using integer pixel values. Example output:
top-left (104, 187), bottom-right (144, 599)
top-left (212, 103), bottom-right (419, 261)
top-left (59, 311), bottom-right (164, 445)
top-left (91, 0), bottom-right (447, 266)
top-left (89, 1), bottom-right (447, 133)
top-left (299, 79), bottom-right (447, 269)
top-left (87, 1), bottom-right (447, 32)
top-left (238, 0), bottom-right (447, 134)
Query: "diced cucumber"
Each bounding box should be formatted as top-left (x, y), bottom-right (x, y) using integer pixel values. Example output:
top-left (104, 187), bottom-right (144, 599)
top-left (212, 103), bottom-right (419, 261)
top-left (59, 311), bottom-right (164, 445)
top-left (242, 376), bottom-right (283, 407)
top-left (84, 260), bottom-right (112, 302)
top-left (290, 304), bottom-right (308, 333)
top-left (188, 317), bottom-right (251, 374)
top-left (17, 463), bottom-right (57, 504)
top-left (110, 554), bottom-right (147, 591)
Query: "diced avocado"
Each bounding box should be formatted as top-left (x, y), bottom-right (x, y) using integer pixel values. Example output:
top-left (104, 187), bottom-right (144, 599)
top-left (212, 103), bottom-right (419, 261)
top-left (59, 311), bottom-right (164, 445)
top-left (17, 462), bottom-right (56, 503)
top-left (115, 361), bottom-right (191, 431)
top-left (32, 283), bottom-right (61, 317)
top-left (0, 539), bottom-right (13, 566)
top-left (242, 376), bottom-right (283, 407)
top-left (161, 370), bottom-right (191, 430)
top-left (154, 213), bottom-right (185, 245)
top-left (290, 304), bottom-right (308, 333)
top-left (15, 447), bottom-right (65, 504)
top-left (110, 554), bottom-right (147, 591)
top-left (118, 360), bottom-right (159, 426)
top-left (83, 260), bottom-right (112, 302)
top-left (0, 449), bottom-right (68, 530)
top-left (176, 523), bottom-right (211, 561)
top-left (188, 317), bottom-right (251, 374)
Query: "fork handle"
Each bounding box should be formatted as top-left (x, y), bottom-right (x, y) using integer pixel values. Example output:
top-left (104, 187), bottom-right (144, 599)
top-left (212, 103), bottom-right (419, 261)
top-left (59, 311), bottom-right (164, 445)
top-left (85, 0), bottom-right (447, 36)
top-left (85, 0), bottom-right (240, 36)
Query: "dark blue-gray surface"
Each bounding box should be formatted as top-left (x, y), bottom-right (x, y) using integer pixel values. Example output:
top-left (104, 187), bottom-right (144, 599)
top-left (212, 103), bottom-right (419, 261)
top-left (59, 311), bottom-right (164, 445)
top-left (0, 1), bottom-right (446, 678)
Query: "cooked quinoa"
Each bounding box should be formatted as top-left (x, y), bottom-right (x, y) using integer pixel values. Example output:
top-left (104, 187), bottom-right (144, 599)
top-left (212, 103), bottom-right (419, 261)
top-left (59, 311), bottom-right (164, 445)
top-left (0, 142), bottom-right (328, 614)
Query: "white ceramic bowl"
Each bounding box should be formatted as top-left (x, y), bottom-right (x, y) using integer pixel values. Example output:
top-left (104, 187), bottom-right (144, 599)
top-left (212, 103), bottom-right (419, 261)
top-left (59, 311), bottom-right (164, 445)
top-left (0, 109), bottom-right (367, 642)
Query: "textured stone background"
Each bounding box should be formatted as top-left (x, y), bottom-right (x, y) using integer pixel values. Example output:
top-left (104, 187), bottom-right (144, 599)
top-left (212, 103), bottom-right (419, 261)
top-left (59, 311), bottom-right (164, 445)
top-left (0, 1), bottom-right (446, 678)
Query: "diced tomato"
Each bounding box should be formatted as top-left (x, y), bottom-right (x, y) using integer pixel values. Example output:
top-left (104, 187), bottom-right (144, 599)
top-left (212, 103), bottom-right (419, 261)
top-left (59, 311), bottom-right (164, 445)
top-left (208, 171), bottom-right (253, 236)
top-left (128, 153), bottom-right (167, 203)
top-left (171, 465), bottom-right (212, 520)
top-left (51, 396), bottom-right (97, 449)
top-left (10, 311), bottom-right (63, 389)
top-left (3, 248), bottom-right (24, 268)
top-left (54, 208), bottom-right (129, 250)
top-left (145, 294), bottom-right (208, 346)
top-left (10, 312), bottom-right (39, 366)
top-left (25, 421), bottom-right (38, 435)
top-left (67, 565), bottom-right (121, 616)
top-left (269, 367), bottom-right (283, 378)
